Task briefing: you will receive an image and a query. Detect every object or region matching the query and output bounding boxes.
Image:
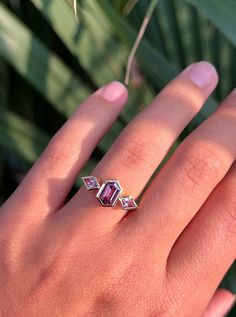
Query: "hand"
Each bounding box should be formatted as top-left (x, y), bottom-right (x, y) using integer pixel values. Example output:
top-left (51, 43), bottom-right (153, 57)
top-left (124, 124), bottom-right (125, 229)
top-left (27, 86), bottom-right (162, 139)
top-left (0, 62), bottom-right (235, 317)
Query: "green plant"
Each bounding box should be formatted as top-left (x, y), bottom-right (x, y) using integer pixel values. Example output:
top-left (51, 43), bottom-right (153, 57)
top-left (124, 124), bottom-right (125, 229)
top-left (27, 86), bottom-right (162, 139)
top-left (0, 0), bottom-right (235, 314)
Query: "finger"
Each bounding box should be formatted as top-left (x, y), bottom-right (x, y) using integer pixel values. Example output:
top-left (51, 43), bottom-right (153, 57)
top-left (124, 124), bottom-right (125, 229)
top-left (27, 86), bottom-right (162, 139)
top-left (136, 89), bottom-right (236, 253)
top-left (61, 62), bottom-right (218, 228)
top-left (1, 82), bottom-right (128, 220)
top-left (167, 162), bottom-right (236, 300)
top-left (203, 289), bottom-right (235, 317)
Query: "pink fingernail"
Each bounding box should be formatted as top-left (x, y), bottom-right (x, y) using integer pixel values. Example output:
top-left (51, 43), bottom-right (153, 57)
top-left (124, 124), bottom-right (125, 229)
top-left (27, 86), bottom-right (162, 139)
top-left (184, 61), bottom-right (218, 88)
top-left (231, 88), bottom-right (236, 95)
top-left (97, 81), bottom-right (127, 102)
top-left (224, 295), bottom-right (236, 316)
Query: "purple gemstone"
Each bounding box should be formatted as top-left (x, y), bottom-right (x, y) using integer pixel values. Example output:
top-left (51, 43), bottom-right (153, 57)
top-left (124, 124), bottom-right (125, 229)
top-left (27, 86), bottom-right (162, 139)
top-left (97, 180), bottom-right (122, 207)
top-left (82, 176), bottom-right (100, 190)
top-left (119, 196), bottom-right (137, 210)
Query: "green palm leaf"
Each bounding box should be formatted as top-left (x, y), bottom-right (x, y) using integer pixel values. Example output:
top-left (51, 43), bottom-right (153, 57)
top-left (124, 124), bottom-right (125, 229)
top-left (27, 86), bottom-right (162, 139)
top-left (0, 2), bottom-right (90, 118)
top-left (187, 0), bottom-right (236, 47)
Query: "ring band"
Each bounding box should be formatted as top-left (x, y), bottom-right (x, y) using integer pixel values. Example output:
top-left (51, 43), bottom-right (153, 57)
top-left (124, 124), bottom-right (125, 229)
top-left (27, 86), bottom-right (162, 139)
top-left (81, 176), bottom-right (138, 211)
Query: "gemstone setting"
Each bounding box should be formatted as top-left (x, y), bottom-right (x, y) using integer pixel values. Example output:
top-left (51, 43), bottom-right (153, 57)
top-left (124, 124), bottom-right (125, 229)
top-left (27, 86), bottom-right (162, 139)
top-left (96, 180), bottom-right (122, 207)
top-left (119, 196), bottom-right (138, 211)
top-left (82, 176), bottom-right (100, 190)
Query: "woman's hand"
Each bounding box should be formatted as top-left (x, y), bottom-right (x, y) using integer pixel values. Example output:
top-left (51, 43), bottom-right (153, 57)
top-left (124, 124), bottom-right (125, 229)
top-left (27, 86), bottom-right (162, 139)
top-left (0, 62), bottom-right (235, 317)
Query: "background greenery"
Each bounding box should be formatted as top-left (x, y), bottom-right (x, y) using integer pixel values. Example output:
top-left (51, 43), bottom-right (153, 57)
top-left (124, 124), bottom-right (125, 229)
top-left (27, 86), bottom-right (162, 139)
top-left (0, 0), bottom-right (235, 314)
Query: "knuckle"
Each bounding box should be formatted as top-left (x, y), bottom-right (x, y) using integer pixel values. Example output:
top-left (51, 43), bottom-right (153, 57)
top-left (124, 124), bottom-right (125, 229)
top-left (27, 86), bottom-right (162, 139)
top-left (40, 137), bottom-right (73, 172)
top-left (221, 183), bottom-right (236, 236)
top-left (117, 124), bottom-right (157, 168)
top-left (93, 244), bottom-right (144, 304)
top-left (179, 144), bottom-right (223, 192)
top-left (0, 230), bottom-right (18, 274)
top-left (161, 79), bottom-right (204, 113)
top-left (91, 291), bottom-right (118, 315)
top-left (91, 266), bottom-right (131, 314)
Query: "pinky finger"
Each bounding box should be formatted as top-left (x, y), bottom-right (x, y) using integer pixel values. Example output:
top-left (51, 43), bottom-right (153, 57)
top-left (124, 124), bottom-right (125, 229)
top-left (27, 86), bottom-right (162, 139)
top-left (203, 289), bottom-right (235, 317)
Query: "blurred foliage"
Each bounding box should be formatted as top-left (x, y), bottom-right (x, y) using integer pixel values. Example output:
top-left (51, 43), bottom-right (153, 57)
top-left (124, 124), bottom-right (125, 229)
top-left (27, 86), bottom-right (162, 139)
top-left (0, 0), bottom-right (235, 314)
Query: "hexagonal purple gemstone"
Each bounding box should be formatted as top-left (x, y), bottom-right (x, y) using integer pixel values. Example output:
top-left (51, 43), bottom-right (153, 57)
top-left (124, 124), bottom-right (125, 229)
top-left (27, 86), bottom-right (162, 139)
top-left (97, 180), bottom-right (121, 207)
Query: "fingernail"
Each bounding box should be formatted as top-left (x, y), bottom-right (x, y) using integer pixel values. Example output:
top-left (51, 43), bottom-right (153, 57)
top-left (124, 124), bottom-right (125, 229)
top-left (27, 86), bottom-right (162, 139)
top-left (184, 61), bottom-right (218, 88)
top-left (97, 81), bottom-right (127, 102)
top-left (231, 88), bottom-right (236, 95)
top-left (224, 295), bottom-right (236, 316)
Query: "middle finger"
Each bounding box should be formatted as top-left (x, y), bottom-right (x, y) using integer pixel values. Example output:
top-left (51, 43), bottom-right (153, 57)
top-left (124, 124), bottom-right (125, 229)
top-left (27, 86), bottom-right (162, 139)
top-left (62, 62), bottom-right (218, 227)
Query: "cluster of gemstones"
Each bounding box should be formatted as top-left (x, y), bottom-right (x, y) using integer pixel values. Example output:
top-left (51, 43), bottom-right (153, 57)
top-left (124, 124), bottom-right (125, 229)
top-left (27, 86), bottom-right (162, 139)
top-left (82, 176), bottom-right (137, 211)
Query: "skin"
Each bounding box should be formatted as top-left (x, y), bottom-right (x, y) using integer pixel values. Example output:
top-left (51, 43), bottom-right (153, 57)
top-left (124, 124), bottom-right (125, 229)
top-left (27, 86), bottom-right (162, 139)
top-left (0, 61), bottom-right (235, 316)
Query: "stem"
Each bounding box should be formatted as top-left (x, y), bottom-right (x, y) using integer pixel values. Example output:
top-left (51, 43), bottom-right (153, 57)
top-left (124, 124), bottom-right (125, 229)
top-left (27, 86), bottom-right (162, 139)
top-left (123, 0), bottom-right (139, 15)
top-left (74, 0), bottom-right (79, 21)
top-left (125, 0), bottom-right (160, 85)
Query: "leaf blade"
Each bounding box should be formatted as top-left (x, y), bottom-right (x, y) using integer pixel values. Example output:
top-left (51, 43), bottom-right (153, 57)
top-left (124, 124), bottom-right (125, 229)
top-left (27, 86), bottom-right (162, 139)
top-left (187, 0), bottom-right (236, 47)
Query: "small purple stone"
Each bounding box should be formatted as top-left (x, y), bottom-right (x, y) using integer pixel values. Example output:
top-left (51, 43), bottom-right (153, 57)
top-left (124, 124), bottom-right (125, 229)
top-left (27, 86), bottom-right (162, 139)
top-left (97, 180), bottom-right (122, 207)
top-left (119, 196), bottom-right (137, 210)
top-left (82, 176), bottom-right (100, 190)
